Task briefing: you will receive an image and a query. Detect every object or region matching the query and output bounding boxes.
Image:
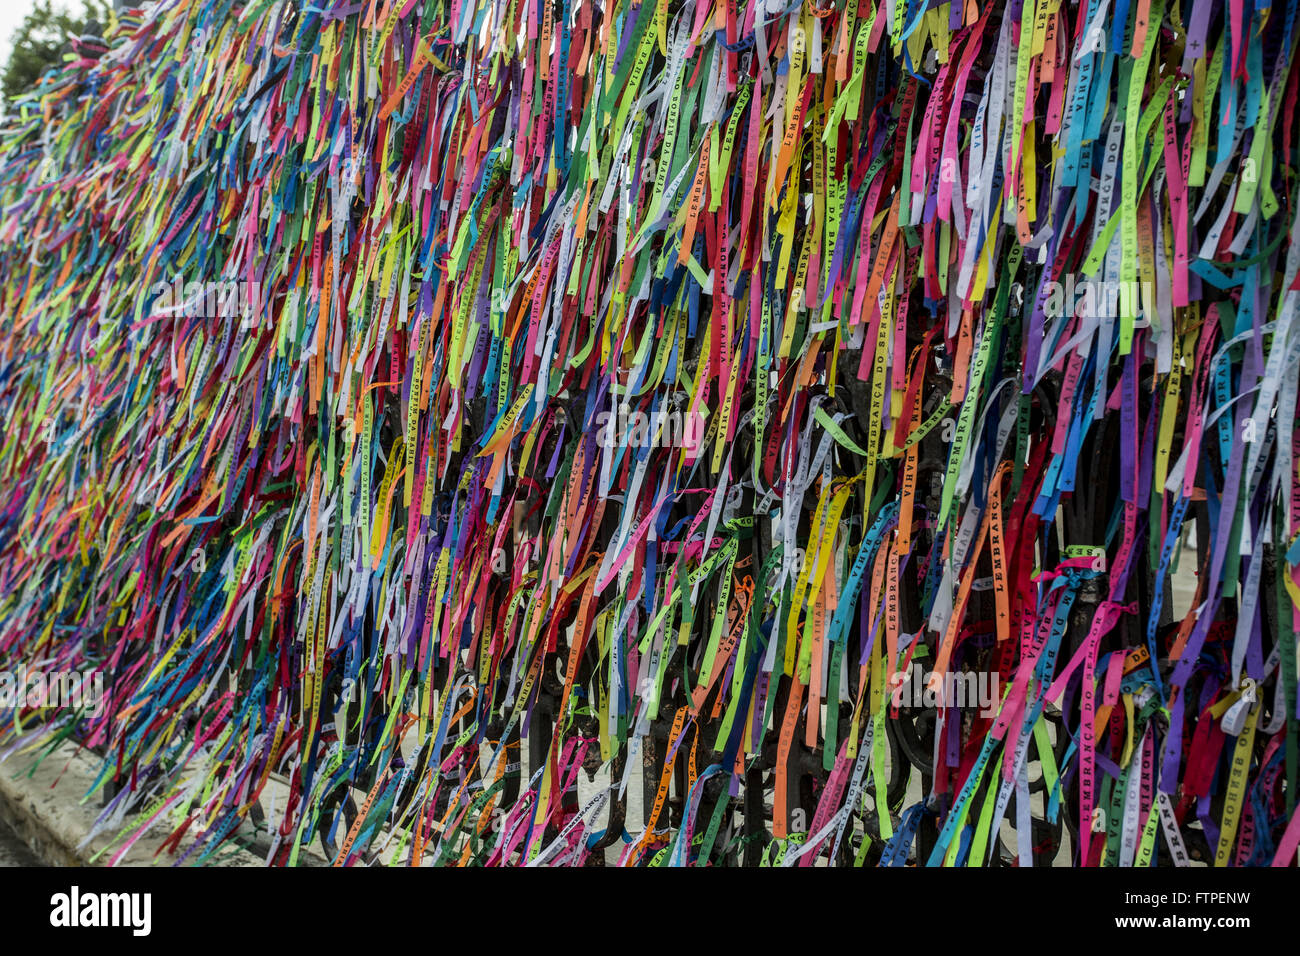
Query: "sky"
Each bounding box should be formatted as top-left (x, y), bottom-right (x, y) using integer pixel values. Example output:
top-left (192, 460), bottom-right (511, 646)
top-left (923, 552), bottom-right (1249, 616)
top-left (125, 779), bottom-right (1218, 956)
top-left (0, 0), bottom-right (39, 71)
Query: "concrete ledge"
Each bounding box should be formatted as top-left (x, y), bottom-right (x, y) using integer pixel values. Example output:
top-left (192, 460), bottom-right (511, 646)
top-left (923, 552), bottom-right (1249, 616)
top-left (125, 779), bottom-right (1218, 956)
top-left (0, 740), bottom-right (268, 866)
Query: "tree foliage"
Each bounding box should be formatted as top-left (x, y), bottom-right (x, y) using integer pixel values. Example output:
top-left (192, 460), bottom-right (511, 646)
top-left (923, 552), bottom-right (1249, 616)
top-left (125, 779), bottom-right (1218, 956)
top-left (2, 0), bottom-right (108, 104)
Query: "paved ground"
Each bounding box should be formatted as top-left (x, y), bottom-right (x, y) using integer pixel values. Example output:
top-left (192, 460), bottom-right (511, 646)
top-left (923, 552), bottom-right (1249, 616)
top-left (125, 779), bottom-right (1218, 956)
top-left (0, 819), bottom-right (42, 867)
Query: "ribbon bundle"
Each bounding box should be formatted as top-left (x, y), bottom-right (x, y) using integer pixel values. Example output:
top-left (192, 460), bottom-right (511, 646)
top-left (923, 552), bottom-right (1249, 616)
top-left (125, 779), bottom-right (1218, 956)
top-left (0, 0), bottom-right (1298, 867)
